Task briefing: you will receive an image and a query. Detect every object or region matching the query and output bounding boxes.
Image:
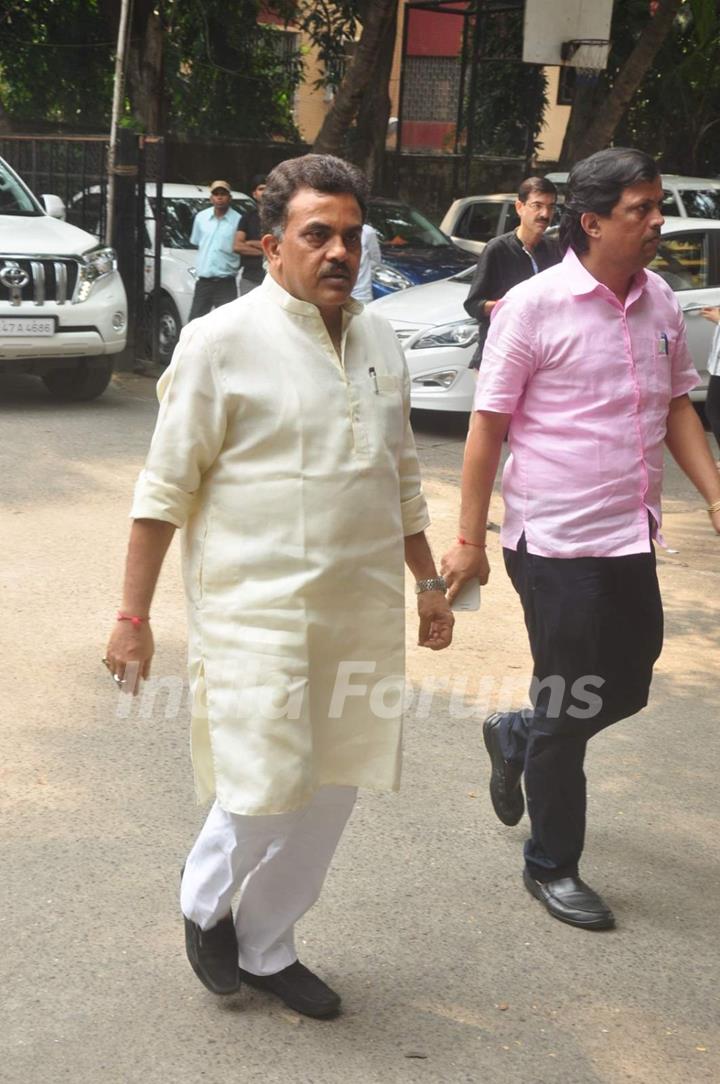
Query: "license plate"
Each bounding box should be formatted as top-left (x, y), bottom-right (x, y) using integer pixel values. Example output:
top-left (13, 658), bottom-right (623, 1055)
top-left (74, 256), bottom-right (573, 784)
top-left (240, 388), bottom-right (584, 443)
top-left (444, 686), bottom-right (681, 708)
top-left (0, 316), bottom-right (55, 337)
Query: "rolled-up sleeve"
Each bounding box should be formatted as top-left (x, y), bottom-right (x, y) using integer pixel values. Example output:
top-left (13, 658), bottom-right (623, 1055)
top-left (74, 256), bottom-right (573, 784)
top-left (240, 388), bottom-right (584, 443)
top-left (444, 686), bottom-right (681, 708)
top-left (473, 294), bottom-right (536, 414)
top-left (131, 321), bottom-right (228, 527)
top-left (398, 356), bottom-right (430, 536)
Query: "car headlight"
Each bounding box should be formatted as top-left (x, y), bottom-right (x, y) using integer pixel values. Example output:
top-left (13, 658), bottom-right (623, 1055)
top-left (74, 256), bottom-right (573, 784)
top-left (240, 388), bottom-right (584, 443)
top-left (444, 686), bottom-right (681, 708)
top-left (372, 264), bottom-right (413, 290)
top-left (76, 246), bottom-right (118, 302)
top-left (411, 370), bottom-right (458, 389)
top-left (411, 319), bottom-right (478, 349)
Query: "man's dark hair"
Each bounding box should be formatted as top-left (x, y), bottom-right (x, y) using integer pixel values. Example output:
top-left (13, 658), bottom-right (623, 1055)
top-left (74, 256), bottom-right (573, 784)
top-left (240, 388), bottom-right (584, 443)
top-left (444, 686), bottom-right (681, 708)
top-left (260, 154), bottom-right (368, 237)
top-left (250, 173), bottom-right (267, 192)
top-left (559, 147), bottom-right (660, 256)
top-left (518, 176), bottom-right (557, 202)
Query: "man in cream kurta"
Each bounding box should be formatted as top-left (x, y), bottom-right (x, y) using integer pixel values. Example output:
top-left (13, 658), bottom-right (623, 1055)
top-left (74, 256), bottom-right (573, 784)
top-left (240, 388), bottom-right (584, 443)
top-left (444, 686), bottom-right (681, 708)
top-left (105, 155), bottom-right (453, 1018)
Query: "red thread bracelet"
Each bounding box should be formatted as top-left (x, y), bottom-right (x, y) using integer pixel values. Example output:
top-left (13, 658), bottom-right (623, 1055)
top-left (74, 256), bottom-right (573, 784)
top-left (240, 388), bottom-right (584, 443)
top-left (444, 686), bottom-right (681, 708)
top-left (457, 535), bottom-right (486, 548)
top-left (117, 611), bottom-right (150, 628)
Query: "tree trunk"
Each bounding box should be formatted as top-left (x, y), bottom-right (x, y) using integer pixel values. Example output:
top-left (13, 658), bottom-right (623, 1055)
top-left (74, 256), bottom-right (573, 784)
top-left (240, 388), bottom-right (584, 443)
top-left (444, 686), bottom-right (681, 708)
top-left (126, 1), bottom-right (164, 134)
top-left (347, 1), bottom-right (398, 185)
top-left (568, 0), bottom-right (683, 162)
top-left (559, 75), bottom-right (608, 167)
top-left (312, 0), bottom-right (398, 165)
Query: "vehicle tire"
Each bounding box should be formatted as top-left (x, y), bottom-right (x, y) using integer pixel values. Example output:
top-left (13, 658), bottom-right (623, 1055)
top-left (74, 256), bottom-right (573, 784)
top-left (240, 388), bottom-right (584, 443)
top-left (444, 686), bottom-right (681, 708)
top-left (42, 359), bottom-right (114, 401)
top-left (145, 294), bottom-right (181, 365)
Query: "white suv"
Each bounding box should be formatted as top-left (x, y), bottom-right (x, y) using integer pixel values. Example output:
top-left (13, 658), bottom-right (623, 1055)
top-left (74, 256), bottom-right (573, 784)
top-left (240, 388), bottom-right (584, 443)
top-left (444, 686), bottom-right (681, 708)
top-left (0, 156), bottom-right (127, 399)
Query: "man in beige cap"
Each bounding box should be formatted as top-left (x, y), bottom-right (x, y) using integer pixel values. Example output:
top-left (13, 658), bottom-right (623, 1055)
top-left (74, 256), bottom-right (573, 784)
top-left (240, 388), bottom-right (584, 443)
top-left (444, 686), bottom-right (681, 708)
top-left (188, 181), bottom-right (242, 320)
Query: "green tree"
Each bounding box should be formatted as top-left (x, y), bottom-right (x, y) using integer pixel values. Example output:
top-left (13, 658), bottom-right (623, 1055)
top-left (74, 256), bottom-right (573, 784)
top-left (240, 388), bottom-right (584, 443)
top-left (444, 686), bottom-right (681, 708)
top-left (618, 0), bottom-right (720, 173)
top-left (560, 0), bottom-right (685, 165)
top-left (0, 0), bottom-right (113, 129)
top-left (0, 0), bottom-right (306, 139)
top-left (558, 0), bottom-right (720, 171)
top-left (467, 4), bottom-right (548, 161)
top-left (0, 0), bottom-right (397, 157)
top-left (164, 0), bottom-right (303, 139)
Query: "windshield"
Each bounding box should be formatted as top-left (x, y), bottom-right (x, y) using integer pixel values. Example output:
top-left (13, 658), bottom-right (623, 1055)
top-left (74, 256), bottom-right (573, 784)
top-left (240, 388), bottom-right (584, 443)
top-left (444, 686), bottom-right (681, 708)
top-left (369, 203), bottom-right (450, 249)
top-left (148, 196), bottom-right (255, 249)
top-left (0, 159), bottom-right (43, 216)
top-left (679, 189), bottom-right (720, 219)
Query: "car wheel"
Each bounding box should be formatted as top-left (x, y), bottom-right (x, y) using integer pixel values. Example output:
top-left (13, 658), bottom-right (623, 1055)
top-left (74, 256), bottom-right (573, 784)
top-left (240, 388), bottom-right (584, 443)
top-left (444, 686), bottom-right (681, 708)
top-left (145, 295), bottom-right (181, 365)
top-left (42, 359), bottom-right (114, 401)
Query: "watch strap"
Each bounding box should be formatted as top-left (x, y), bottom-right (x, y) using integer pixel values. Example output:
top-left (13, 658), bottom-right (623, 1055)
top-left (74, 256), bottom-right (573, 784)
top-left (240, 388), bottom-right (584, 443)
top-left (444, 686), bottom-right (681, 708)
top-left (415, 576), bottom-right (447, 595)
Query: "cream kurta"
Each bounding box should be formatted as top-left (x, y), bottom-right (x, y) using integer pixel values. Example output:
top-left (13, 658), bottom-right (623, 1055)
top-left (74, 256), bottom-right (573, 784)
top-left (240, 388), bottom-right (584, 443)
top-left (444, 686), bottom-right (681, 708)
top-left (131, 275), bottom-right (429, 814)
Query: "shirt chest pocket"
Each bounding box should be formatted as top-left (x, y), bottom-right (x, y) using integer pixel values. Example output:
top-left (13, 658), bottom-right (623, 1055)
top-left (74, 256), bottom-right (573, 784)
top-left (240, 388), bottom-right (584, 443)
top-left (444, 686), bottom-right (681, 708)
top-left (363, 371), bottom-right (404, 458)
top-left (375, 373), bottom-right (402, 394)
top-left (640, 334), bottom-right (674, 399)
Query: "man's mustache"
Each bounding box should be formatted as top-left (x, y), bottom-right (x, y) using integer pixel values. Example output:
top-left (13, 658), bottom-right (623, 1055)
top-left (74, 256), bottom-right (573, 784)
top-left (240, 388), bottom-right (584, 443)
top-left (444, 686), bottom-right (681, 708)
top-left (320, 264), bottom-right (351, 279)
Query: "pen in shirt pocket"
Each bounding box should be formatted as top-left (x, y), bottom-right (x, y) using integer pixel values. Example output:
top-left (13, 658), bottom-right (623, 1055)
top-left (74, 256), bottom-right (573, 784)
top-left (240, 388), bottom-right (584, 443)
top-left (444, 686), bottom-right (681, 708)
top-left (658, 332), bottom-right (669, 355)
top-left (368, 366), bottom-right (379, 393)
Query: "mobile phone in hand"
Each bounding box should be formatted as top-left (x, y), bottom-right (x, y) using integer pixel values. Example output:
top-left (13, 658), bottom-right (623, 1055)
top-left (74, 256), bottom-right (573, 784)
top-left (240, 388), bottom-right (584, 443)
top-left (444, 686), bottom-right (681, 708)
top-left (451, 578), bottom-right (481, 611)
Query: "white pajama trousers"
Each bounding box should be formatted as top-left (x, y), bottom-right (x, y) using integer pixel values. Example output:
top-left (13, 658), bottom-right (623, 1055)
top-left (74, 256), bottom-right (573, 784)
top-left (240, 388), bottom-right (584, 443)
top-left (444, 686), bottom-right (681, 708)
top-left (180, 785), bottom-right (357, 976)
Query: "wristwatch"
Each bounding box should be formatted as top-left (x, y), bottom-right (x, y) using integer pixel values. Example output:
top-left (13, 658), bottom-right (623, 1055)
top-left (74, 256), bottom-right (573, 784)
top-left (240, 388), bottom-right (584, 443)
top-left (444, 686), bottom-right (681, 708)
top-left (415, 576), bottom-right (447, 595)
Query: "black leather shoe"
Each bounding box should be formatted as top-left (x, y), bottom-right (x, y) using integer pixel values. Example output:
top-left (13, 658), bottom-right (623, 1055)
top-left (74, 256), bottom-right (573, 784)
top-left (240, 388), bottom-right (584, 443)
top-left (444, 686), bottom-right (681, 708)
top-left (523, 869), bottom-right (615, 930)
top-left (483, 713), bottom-right (524, 826)
top-left (239, 960), bottom-right (341, 1018)
top-left (183, 911), bottom-right (241, 994)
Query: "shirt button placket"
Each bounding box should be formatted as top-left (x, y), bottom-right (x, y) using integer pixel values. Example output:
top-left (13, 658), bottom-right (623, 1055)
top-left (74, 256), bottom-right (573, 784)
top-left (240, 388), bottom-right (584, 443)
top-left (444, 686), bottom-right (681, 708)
top-left (348, 378), bottom-right (368, 461)
top-left (623, 312), bottom-right (650, 525)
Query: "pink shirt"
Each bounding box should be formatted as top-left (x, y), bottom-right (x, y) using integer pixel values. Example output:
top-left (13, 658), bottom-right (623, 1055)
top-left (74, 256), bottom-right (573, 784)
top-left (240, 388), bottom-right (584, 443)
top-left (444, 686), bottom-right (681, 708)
top-left (474, 247), bottom-right (700, 558)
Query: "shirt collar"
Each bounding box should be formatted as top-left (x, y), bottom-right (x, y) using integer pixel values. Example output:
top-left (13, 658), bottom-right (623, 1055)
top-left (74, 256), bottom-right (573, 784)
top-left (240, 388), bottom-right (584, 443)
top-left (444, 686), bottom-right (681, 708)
top-left (563, 246), bottom-right (648, 301)
top-left (206, 205), bottom-right (236, 220)
top-left (262, 272), bottom-right (363, 317)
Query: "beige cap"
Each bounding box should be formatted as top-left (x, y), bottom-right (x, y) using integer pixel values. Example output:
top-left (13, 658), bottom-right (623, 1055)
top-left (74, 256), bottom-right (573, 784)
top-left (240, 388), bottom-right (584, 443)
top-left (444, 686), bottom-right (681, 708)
top-left (209, 180), bottom-right (232, 193)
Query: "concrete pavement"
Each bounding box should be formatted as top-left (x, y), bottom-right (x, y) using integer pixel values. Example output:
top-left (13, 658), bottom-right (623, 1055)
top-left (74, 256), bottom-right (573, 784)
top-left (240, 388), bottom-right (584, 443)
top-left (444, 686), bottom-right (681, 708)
top-left (1, 372), bottom-right (718, 1084)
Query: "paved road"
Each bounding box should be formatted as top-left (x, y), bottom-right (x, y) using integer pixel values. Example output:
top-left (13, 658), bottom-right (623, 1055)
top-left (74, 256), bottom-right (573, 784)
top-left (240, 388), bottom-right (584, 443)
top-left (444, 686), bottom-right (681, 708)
top-left (2, 372), bottom-right (718, 1084)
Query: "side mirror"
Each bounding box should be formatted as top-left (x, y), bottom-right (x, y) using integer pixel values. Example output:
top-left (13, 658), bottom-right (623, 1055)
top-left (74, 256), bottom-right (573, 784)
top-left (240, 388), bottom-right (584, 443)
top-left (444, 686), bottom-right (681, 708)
top-left (41, 194), bottom-right (66, 220)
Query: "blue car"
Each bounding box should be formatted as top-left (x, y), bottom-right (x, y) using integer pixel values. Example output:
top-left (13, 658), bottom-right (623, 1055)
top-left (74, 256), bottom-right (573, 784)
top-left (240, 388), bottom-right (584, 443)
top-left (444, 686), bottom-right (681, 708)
top-left (367, 198), bottom-right (475, 298)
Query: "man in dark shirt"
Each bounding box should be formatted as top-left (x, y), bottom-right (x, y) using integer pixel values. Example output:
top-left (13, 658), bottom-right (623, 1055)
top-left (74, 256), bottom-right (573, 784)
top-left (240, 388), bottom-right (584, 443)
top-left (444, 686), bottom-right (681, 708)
top-left (234, 174), bottom-right (267, 294)
top-left (464, 177), bottom-right (559, 369)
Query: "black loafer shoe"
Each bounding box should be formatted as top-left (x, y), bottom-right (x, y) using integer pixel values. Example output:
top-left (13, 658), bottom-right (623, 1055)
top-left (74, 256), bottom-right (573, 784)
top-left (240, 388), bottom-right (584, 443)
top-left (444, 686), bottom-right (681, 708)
top-left (523, 869), bottom-right (615, 930)
top-left (483, 713), bottom-right (524, 826)
top-left (239, 960), bottom-right (341, 1018)
top-left (183, 911), bottom-right (241, 994)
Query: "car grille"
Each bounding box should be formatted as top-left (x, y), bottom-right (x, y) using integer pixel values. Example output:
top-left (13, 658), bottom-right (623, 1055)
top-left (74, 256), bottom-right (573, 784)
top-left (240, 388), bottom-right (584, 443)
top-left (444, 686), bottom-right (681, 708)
top-left (0, 257), bottom-right (80, 305)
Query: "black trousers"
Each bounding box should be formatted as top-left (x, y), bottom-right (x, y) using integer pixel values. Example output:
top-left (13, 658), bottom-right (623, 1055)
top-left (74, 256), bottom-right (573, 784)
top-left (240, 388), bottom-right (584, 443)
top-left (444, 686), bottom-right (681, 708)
top-left (239, 266), bottom-right (265, 295)
top-left (188, 276), bottom-right (237, 321)
top-left (705, 374), bottom-right (720, 454)
top-left (499, 534), bottom-right (663, 882)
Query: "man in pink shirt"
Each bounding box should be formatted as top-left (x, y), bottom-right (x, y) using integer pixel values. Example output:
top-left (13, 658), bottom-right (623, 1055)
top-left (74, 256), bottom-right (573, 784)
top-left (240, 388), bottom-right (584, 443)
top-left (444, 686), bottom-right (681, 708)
top-left (442, 148), bottom-right (720, 930)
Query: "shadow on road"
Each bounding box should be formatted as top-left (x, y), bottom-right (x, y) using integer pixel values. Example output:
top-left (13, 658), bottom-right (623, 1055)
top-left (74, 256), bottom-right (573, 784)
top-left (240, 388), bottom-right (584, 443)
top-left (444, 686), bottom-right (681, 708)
top-left (410, 409), bottom-right (469, 442)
